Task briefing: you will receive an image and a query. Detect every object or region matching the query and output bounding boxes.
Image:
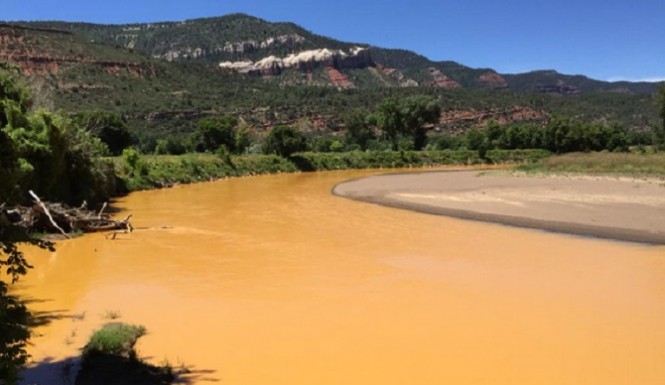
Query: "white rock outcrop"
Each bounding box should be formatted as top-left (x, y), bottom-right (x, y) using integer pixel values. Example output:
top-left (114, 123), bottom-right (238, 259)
top-left (219, 47), bottom-right (371, 75)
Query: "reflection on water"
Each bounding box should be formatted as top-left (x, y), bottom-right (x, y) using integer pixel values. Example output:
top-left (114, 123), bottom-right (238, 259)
top-left (18, 169), bottom-right (665, 384)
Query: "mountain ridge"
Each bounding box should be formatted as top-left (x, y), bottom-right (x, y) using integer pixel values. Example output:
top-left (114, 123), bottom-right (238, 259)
top-left (11, 13), bottom-right (660, 94)
top-left (0, 13), bottom-right (659, 150)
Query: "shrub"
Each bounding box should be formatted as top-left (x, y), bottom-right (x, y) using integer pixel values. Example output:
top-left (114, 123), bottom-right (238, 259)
top-left (121, 147), bottom-right (148, 177)
top-left (83, 323), bottom-right (146, 358)
top-left (263, 125), bottom-right (307, 158)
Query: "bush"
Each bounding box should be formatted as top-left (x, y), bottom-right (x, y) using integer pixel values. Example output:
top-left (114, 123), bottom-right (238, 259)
top-left (154, 138), bottom-right (187, 155)
top-left (192, 115), bottom-right (238, 153)
top-left (83, 323), bottom-right (146, 358)
top-left (263, 125), bottom-right (307, 158)
top-left (73, 110), bottom-right (132, 156)
top-left (290, 149), bottom-right (551, 171)
top-left (112, 153), bottom-right (299, 192)
top-left (290, 150), bottom-right (479, 171)
top-left (427, 134), bottom-right (464, 150)
top-left (0, 284), bottom-right (30, 385)
top-left (216, 144), bottom-right (233, 166)
top-left (485, 149), bottom-right (551, 164)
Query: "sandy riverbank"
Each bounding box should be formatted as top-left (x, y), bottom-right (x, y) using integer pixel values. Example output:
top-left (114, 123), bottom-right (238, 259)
top-left (333, 170), bottom-right (665, 244)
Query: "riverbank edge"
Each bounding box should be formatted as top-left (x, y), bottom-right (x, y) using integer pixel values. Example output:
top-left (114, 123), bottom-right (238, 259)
top-left (112, 149), bottom-right (551, 195)
top-left (331, 169), bottom-right (665, 245)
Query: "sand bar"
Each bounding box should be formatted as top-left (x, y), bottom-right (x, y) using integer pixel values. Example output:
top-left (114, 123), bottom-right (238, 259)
top-left (333, 170), bottom-right (665, 244)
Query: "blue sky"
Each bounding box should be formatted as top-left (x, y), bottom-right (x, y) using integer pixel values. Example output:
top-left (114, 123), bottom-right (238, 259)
top-left (4, 0), bottom-right (664, 82)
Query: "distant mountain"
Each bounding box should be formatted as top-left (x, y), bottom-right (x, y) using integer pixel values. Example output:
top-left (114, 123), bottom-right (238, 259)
top-left (503, 70), bottom-right (659, 94)
top-left (15, 14), bottom-right (659, 94)
top-left (0, 13), bottom-right (659, 148)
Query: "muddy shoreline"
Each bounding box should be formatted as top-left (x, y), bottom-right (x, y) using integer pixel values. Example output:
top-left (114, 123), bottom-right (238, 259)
top-left (333, 170), bottom-right (665, 244)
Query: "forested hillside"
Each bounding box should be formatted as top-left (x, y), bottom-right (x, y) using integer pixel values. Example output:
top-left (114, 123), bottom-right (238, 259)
top-left (0, 13), bottom-right (660, 152)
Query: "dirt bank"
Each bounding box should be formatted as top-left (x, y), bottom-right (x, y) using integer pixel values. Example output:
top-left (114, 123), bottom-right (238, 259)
top-left (333, 170), bottom-right (665, 244)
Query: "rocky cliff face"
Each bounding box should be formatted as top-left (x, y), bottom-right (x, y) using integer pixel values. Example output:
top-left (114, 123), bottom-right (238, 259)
top-left (427, 68), bottom-right (461, 89)
top-left (222, 34), bottom-right (306, 54)
top-left (377, 66), bottom-right (419, 87)
top-left (478, 71), bottom-right (508, 89)
top-left (326, 67), bottom-right (355, 90)
top-left (0, 25), bottom-right (155, 77)
top-left (219, 46), bottom-right (374, 77)
top-left (159, 34), bottom-right (307, 61)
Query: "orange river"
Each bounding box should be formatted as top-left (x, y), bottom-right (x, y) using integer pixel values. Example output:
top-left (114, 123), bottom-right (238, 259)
top-left (15, 169), bottom-right (665, 384)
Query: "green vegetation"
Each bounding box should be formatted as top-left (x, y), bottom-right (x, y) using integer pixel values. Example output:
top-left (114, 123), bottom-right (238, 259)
top-left (654, 84), bottom-right (665, 148)
top-left (1, 15), bottom-right (658, 151)
top-left (7, 14), bottom-right (665, 385)
top-left (192, 115), bottom-right (243, 153)
top-left (375, 95), bottom-right (442, 151)
top-left (343, 108), bottom-right (375, 150)
top-left (114, 152), bottom-right (297, 191)
top-left (428, 117), bottom-right (631, 154)
top-left (0, 66), bottom-right (59, 385)
top-left (22, 14), bottom-right (658, 94)
top-left (77, 323), bottom-right (173, 385)
top-left (25, 13), bottom-right (352, 63)
top-left (516, 152), bottom-right (665, 178)
top-left (0, 283), bottom-right (30, 385)
top-left (263, 125), bottom-right (307, 158)
top-left (111, 149), bottom-right (552, 192)
top-left (72, 111), bottom-right (132, 156)
top-left (290, 149), bottom-right (549, 171)
top-left (0, 66), bottom-right (116, 206)
top-left (1, 21), bottom-right (662, 380)
top-left (83, 323), bottom-right (146, 358)
top-left (291, 150), bottom-right (474, 171)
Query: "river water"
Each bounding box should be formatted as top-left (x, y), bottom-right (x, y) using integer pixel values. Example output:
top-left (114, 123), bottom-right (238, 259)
top-left (17, 169), bottom-right (665, 384)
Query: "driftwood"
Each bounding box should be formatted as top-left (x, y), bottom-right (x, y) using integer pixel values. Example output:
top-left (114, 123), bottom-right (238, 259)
top-left (29, 190), bottom-right (71, 239)
top-left (2, 193), bottom-right (133, 239)
top-left (79, 215), bottom-right (133, 232)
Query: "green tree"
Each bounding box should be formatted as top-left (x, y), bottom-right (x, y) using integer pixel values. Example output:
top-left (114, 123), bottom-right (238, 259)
top-left (0, 66), bottom-right (30, 204)
top-left (376, 97), bottom-right (403, 151)
top-left (234, 124), bottom-right (253, 155)
top-left (344, 108), bottom-right (375, 150)
top-left (400, 95), bottom-right (441, 150)
top-left (657, 84), bottom-right (665, 131)
top-left (0, 65), bottom-right (31, 117)
top-left (1, 219), bottom-right (54, 385)
top-left (653, 84), bottom-right (665, 150)
top-left (465, 129), bottom-right (489, 158)
top-left (154, 137), bottom-right (187, 155)
top-left (193, 116), bottom-right (238, 153)
top-left (263, 125), bottom-right (307, 158)
top-left (7, 111), bottom-right (109, 204)
top-left (486, 120), bottom-right (503, 148)
top-left (376, 96), bottom-right (441, 151)
top-left (0, 130), bottom-right (19, 203)
top-left (73, 111), bottom-right (132, 156)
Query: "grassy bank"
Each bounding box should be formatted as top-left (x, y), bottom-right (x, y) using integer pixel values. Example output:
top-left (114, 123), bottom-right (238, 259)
top-left (289, 149), bottom-right (550, 172)
top-left (76, 323), bottom-right (173, 385)
top-left (516, 152), bottom-right (665, 178)
top-left (112, 153), bottom-right (298, 192)
top-left (109, 149), bottom-right (551, 193)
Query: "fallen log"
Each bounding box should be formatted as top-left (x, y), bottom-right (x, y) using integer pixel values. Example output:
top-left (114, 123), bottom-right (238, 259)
top-left (76, 215), bottom-right (133, 233)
